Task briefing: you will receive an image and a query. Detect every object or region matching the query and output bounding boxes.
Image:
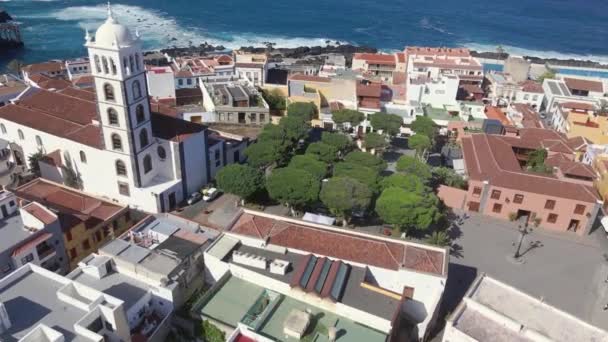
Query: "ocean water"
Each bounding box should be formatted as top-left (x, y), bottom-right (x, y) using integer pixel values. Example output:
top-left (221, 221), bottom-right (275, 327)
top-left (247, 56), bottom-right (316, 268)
top-left (1, 0), bottom-right (608, 68)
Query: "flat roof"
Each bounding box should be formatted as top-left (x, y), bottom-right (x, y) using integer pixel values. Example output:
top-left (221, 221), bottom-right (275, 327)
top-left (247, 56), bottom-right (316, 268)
top-left (199, 275), bottom-right (387, 342)
top-left (0, 269), bottom-right (86, 342)
top-left (69, 267), bottom-right (151, 311)
top-left (449, 274), bottom-right (607, 342)
top-left (0, 214), bottom-right (30, 253)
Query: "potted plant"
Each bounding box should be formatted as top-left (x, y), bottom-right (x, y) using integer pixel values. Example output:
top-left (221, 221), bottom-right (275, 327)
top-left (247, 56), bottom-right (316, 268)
top-left (533, 217), bottom-right (541, 227)
top-left (508, 212), bottom-right (517, 222)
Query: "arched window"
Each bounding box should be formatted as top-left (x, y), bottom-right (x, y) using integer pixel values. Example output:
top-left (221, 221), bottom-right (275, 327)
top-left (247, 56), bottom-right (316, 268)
top-left (129, 55), bottom-right (135, 74)
top-left (102, 56), bottom-right (109, 74)
top-left (157, 146), bottom-right (166, 160)
top-left (123, 57), bottom-right (128, 74)
top-left (139, 128), bottom-right (149, 148)
top-left (115, 160), bottom-right (127, 176)
top-left (111, 134), bottom-right (122, 151)
top-left (80, 151), bottom-right (87, 163)
top-left (132, 80), bottom-right (142, 99)
top-left (104, 84), bottom-right (115, 101)
top-left (107, 108), bottom-right (119, 126)
top-left (18, 129), bottom-right (24, 140)
top-left (0, 124), bottom-right (6, 134)
top-left (136, 104), bottom-right (145, 123)
top-left (35, 135), bottom-right (42, 147)
top-left (143, 154), bottom-right (152, 174)
top-left (135, 53), bottom-right (141, 71)
top-left (110, 58), bottom-right (117, 75)
top-left (94, 55), bottom-right (101, 73)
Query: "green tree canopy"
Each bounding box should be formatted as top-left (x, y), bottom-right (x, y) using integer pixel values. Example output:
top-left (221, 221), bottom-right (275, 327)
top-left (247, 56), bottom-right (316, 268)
top-left (245, 140), bottom-right (284, 169)
top-left (216, 164), bottom-right (265, 200)
top-left (201, 320), bottom-right (225, 342)
top-left (369, 113), bottom-right (403, 136)
top-left (343, 151), bottom-right (387, 172)
top-left (321, 131), bottom-right (353, 154)
top-left (537, 68), bottom-right (556, 84)
top-left (526, 148), bottom-right (551, 174)
top-left (289, 154), bottom-right (328, 180)
top-left (432, 167), bottom-right (466, 189)
top-left (334, 162), bottom-right (381, 193)
top-left (262, 88), bottom-right (286, 111)
top-left (28, 150), bottom-right (44, 177)
top-left (306, 142), bottom-right (338, 163)
top-left (287, 102), bottom-right (317, 121)
top-left (320, 177), bottom-right (372, 221)
top-left (331, 109), bottom-right (365, 129)
top-left (266, 167), bottom-right (320, 210)
top-left (408, 134), bottom-right (432, 156)
top-left (396, 155), bottom-right (432, 181)
top-left (380, 173), bottom-right (426, 193)
top-left (425, 231), bottom-right (450, 247)
top-left (363, 132), bottom-right (388, 150)
top-left (411, 116), bottom-right (436, 139)
top-left (375, 187), bottom-right (442, 233)
top-left (279, 115), bottom-right (310, 142)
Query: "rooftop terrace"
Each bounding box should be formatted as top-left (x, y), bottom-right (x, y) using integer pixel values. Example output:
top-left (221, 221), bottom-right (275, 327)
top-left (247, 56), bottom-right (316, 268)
top-left (198, 275), bottom-right (387, 342)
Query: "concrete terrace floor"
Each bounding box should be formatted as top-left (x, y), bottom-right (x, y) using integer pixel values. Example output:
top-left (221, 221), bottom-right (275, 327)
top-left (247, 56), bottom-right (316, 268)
top-left (440, 211), bottom-right (608, 334)
top-left (200, 276), bottom-right (264, 326)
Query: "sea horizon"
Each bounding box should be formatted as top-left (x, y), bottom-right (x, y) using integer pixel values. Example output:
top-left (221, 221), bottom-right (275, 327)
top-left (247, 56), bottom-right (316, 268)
top-left (1, 0), bottom-right (608, 68)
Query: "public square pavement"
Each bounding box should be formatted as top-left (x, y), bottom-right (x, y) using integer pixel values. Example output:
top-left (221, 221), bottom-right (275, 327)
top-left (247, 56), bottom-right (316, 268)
top-left (442, 211), bottom-right (608, 332)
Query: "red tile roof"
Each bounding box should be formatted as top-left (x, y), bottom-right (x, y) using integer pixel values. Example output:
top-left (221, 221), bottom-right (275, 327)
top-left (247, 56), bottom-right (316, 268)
top-left (12, 232), bottom-right (52, 257)
top-left (461, 131), bottom-right (600, 203)
top-left (519, 80), bottom-right (544, 93)
top-left (396, 52), bottom-right (406, 63)
top-left (405, 46), bottom-right (471, 57)
top-left (22, 202), bottom-right (57, 225)
top-left (546, 154), bottom-right (596, 179)
top-left (23, 61), bottom-right (65, 75)
top-left (0, 89), bottom-right (104, 149)
top-left (566, 136), bottom-right (591, 150)
top-left (353, 53), bottom-right (396, 65)
top-left (357, 83), bottom-right (382, 98)
top-left (289, 74), bottom-right (331, 83)
top-left (235, 62), bottom-right (264, 69)
top-left (484, 106), bottom-right (510, 125)
top-left (560, 102), bottom-right (595, 111)
top-left (151, 111), bottom-right (206, 142)
top-left (229, 212), bottom-right (447, 275)
top-left (564, 77), bottom-right (603, 93)
top-left (511, 103), bottom-right (543, 129)
top-left (37, 78), bottom-right (72, 91)
top-left (15, 178), bottom-right (125, 232)
top-left (59, 87), bottom-right (97, 102)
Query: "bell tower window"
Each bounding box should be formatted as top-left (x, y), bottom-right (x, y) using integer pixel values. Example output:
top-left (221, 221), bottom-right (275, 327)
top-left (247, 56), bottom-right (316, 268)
top-left (139, 128), bottom-right (149, 148)
top-left (111, 134), bottom-right (122, 151)
top-left (143, 155), bottom-right (152, 174)
top-left (136, 104), bottom-right (145, 123)
top-left (104, 84), bottom-right (115, 101)
top-left (102, 56), bottom-right (109, 74)
top-left (132, 80), bottom-right (142, 99)
top-left (94, 55), bottom-right (101, 73)
top-left (108, 108), bottom-right (119, 126)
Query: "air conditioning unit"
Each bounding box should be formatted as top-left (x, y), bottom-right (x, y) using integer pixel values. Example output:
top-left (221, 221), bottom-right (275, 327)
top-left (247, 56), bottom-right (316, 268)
top-left (270, 259), bottom-right (290, 275)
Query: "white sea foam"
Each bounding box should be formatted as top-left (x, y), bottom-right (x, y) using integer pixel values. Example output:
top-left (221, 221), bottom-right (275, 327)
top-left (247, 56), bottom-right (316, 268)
top-left (37, 4), bottom-right (347, 50)
top-left (463, 43), bottom-right (608, 65)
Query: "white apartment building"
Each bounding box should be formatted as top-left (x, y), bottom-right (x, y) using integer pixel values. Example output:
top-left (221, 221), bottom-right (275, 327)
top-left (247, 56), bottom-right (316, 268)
top-left (404, 47), bottom-right (483, 85)
top-left (0, 8), bottom-right (212, 213)
top-left (0, 258), bottom-right (174, 341)
top-left (171, 54), bottom-right (236, 89)
top-left (234, 51), bottom-right (268, 86)
top-left (146, 65), bottom-right (176, 101)
top-left (484, 73), bottom-right (544, 109)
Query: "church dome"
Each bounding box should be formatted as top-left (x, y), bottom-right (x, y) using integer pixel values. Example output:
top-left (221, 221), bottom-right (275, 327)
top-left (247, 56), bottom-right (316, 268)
top-left (92, 5), bottom-right (137, 48)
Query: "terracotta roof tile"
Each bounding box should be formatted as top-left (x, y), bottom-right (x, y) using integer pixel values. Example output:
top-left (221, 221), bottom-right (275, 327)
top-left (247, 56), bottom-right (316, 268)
top-left (12, 232), bottom-right (52, 257)
top-left (151, 111), bottom-right (206, 142)
top-left (461, 132), bottom-right (600, 203)
top-left (353, 53), bottom-right (396, 65)
top-left (357, 83), bottom-right (381, 98)
top-left (519, 80), bottom-right (544, 93)
top-left (230, 212), bottom-right (446, 275)
top-left (22, 202), bottom-right (57, 225)
top-left (235, 62), bottom-right (264, 68)
top-left (564, 77), bottom-right (603, 93)
top-left (485, 106), bottom-right (511, 125)
top-left (23, 61), bottom-right (65, 74)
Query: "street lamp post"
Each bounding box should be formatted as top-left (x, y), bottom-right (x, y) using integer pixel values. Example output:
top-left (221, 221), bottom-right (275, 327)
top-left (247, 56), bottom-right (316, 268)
top-left (514, 224), bottom-right (532, 259)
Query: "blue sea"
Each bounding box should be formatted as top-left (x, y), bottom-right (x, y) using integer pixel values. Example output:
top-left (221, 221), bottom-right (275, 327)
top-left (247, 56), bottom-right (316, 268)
top-left (1, 0), bottom-right (608, 69)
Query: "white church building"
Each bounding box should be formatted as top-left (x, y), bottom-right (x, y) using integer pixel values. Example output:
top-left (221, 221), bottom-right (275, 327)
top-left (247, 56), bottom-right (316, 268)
top-left (0, 7), bottom-right (212, 213)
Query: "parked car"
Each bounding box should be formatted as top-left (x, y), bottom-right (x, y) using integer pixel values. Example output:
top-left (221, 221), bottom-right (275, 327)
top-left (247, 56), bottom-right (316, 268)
top-left (187, 192), bottom-right (203, 205)
top-left (203, 188), bottom-right (221, 202)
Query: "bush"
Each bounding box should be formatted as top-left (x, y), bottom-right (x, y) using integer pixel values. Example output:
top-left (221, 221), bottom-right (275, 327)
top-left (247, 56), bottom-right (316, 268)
top-left (200, 320), bottom-right (225, 342)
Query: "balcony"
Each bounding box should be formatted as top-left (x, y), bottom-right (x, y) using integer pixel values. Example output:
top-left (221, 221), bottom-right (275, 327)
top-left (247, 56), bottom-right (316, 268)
top-left (36, 242), bottom-right (56, 262)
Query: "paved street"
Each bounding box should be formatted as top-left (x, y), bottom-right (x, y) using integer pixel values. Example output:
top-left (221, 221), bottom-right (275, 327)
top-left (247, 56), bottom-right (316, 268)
top-left (442, 212), bottom-right (608, 331)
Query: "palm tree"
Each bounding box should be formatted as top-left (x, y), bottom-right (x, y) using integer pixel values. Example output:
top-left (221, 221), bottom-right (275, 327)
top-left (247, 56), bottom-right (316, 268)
top-left (426, 231), bottom-right (450, 247)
